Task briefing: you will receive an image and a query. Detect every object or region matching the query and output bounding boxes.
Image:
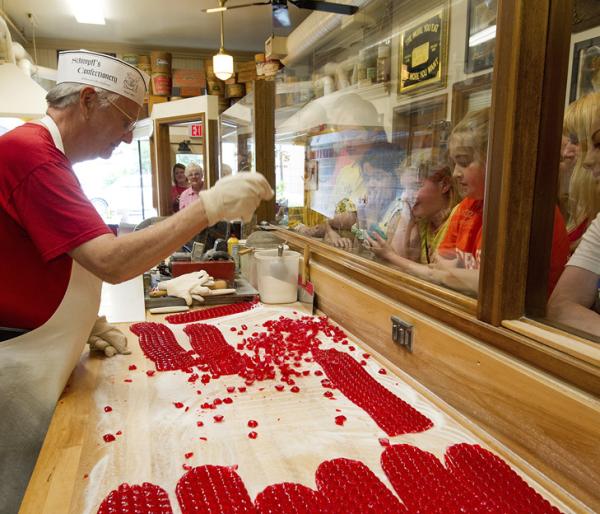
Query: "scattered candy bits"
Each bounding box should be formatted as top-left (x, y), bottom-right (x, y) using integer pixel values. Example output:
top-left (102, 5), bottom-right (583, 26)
top-left (248, 431), bottom-right (258, 439)
top-left (103, 405), bottom-right (112, 413)
top-left (247, 420), bottom-right (258, 428)
top-left (102, 434), bottom-right (116, 443)
top-left (335, 415), bottom-right (347, 426)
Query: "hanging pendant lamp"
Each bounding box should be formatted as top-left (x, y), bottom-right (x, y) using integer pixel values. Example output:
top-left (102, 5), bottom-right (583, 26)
top-left (212, 1), bottom-right (234, 81)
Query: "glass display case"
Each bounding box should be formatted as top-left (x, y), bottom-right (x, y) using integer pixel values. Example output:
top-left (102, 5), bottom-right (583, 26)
top-left (270, 0), bottom-right (599, 389)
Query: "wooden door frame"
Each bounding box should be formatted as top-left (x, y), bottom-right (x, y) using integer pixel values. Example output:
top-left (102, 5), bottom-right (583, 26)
top-left (153, 112), bottom-right (215, 215)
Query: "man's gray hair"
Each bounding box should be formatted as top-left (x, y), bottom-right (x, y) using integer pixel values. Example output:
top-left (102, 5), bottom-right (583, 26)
top-left (46, 83), bottom-right (121, 109)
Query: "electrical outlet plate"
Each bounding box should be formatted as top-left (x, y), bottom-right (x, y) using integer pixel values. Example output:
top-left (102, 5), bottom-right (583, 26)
top-left (391, 316), bottom-right (413, 352)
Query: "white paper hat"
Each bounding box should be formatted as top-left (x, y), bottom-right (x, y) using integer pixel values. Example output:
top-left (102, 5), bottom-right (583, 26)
top-left (57, 50), bottom-right (149, 107)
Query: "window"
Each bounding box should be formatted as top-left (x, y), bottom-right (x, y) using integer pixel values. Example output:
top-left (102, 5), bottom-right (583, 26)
top-left (274, 0), bottom-right (495, 300)
top-left (74, 139), bottom-right (156, 225)
top-left (531, 4), bottom-right (600, 343)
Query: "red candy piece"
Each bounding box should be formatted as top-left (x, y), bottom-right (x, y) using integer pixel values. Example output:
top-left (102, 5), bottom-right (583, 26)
top-left (116, 431), bottom-right (122, 436)
top-left (378, 438), bottom-right (390, 447)
top-left (176, 465), bottom-right (257, 513)
top-left (213, 415), bottom-right (224, 423)
top-left (316, 458), bottom-right (407, 513)
top-left (227, 386), bottom-right (236, 393)
top-left (197, 421), bottom-right (204, 427)
top-left (128, 364), bottom-right (137, 370)
top-left (130, 322), bottom-right (197, 371)
top-left (247, 420), bottom-right (258, 428)
top-left (185, 324), bottom-right (244, 376)
top-left (334, 415), bottom-right (346, 426)
top-left (248, 431), bottom-right (258, 439)
top-left (378, 368), bottom-right (387, 375)
top-left (184, 452), bottom-right (194, 459)
top-left (381, 443), bottom-right (563, 514)
top-left (97, 482), bottom-right (173, 514)
top-left (274, 385), bottom-right (284, 392)
top-left (123, 379), bottom-right (132, 383)
top-left (290, 386), bottom-right (300, 393)
top-left (223, 397), bottom-right (233, 404)
top-left (146, 370), bottom-right (156, 377)
top-left (255, 483), bottom-right (324, 514)
top-left (313, 348), bottom-right (433, 436)
top-left (165, 301), bottom-right (258, 324)
top-left (103, 434), bottom-right (116, 443)
top-left (103, 406), bottom-right (112, 413)
top-left (173, 402), bottom-right (184, 409)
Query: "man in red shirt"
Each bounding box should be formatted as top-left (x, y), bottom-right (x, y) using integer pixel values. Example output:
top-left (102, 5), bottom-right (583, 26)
top-left (0, 50), bottom-right (273, 513)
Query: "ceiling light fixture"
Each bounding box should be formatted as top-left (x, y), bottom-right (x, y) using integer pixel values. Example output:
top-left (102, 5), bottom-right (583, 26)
top-left (212, 0), bottom-right (234, 81)
top-left (70, 0), bottom-right (106, 25)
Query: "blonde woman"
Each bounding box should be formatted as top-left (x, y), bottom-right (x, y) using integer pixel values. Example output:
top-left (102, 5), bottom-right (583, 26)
top-left (562, 93), bottom-right (600, 252)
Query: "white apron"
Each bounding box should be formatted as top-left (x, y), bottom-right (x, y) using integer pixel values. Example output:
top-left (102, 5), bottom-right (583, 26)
top-left (0, 116), bottom-right (102, 514)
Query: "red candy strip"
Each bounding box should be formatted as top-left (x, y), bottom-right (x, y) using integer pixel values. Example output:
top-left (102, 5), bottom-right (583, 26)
top-left (130, 322), bottom-right (197, 371)
top-left (445, 444), bottom-right (563, 514)
top-left (316, 458), bottom-right (407, 513)
top-left (166, 301), bottom-right (258, 324)
top-left (255, 483), bottom-right (325, 514)
top-left (97, 482), bottom-right (173, 514)
top-left (313, 348), bottom-right (433, 436)
top-left (96, 447), bottom-right (564, 513)
top-left (382, 444), bottom-right (563, 514)
top-left (185, 324), bottom-right (244, 375)
top-left (176, 465), bottom-right (257, 513)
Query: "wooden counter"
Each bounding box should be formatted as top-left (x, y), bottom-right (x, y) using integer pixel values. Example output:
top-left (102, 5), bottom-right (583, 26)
top-left (19, 304), bottom-right (592, 513)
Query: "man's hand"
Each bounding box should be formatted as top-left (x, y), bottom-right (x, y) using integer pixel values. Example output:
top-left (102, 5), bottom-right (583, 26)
top-left (88, 316), bottom-right (131, 357)
top-left (157, 271), bottom-right (211, 305)
top-left (199, 173), bottom-right (274, 226)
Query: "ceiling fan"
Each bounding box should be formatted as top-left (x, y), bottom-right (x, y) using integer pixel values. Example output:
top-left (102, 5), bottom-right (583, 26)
top-left (202, 0), bottom-right (359, 28)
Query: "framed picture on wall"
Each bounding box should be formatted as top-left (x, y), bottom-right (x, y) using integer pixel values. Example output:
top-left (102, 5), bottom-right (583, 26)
top-left (569, 35), bottom-right (600, 103)
top-left (392, 94), bottom-right (449, 166)
top-left (464, 0), bottom-right (497, 74)
top-left (398, 5), bottom-right (449, 95)
top-left (451, 73), bottom-right (493, 125)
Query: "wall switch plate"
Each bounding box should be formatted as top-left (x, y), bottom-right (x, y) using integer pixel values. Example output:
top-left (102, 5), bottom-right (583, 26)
top-left (391, 316), bottom-right (413, 352)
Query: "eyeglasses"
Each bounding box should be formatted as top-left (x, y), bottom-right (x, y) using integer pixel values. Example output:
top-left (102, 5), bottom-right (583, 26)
top-left (106, 97), bottom-right (138, 133)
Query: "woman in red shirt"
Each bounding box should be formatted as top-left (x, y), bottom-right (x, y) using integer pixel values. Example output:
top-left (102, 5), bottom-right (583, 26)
top-left (171, 163), bottom-right (189, 212)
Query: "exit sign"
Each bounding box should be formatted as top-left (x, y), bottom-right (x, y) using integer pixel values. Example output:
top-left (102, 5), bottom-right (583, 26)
top-left (189, 124), bottom-right (203, 137)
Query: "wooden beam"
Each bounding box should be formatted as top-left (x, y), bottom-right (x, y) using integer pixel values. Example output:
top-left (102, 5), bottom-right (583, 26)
top-left (253, 80), bottom-right (275, 223)
top-left (479, 0), bottom-right (554, 324)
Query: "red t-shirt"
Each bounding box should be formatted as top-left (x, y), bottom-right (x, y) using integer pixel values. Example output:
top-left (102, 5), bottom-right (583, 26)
top-left (437, 198), bottom-right (569, 295)
top-left (0, 123), bottom-right (112, 329)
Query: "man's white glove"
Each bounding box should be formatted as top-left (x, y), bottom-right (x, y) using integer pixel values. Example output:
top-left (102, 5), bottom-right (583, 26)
top-left (157, 271), bottom-right (211, 306)
top-left (88, 316), bottom-right (131, 357)
top-left (199, 173), bottom-right (274, 226)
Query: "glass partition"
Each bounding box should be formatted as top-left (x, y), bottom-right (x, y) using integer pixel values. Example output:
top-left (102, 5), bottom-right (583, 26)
top-left (541, 4), bottom-right (600, 342)
top-left (220, 93), bottom-right (255, 175)
top-left (274, 0), bottom-right (496, 298)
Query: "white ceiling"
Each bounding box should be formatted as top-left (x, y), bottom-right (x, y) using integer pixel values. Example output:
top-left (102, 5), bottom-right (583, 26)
top-left (3, 0), bottom-right (311, 52)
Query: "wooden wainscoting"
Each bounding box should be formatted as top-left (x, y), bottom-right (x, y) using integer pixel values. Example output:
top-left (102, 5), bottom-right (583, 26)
top-left (310, 261), bottom-right (600, 511)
